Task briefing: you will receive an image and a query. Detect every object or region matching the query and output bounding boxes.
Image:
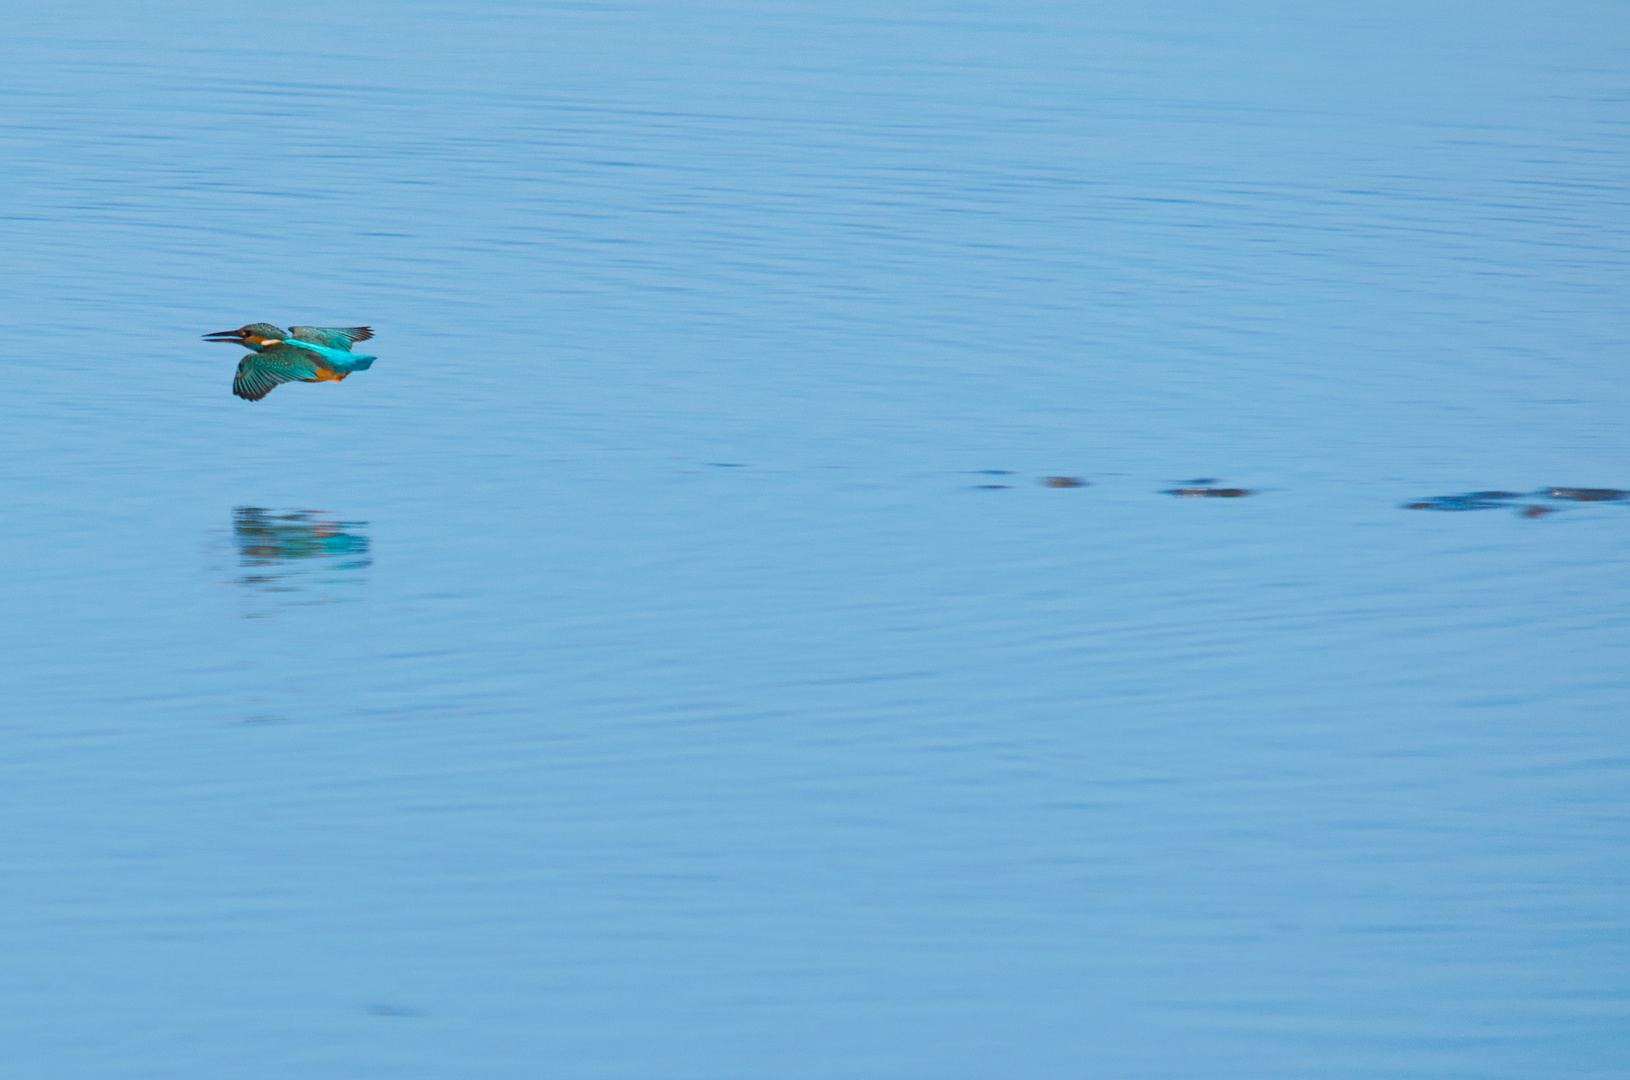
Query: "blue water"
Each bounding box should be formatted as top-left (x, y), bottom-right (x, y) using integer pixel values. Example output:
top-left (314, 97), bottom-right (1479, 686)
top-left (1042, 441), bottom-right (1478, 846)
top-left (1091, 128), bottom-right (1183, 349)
top-left (3, 2), bottom-right (1628, 1076)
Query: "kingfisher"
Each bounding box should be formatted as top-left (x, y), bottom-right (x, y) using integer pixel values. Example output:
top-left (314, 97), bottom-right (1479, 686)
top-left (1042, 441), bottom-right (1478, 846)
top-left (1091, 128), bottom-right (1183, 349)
top-left (203, 323), bottom-right (377, 401)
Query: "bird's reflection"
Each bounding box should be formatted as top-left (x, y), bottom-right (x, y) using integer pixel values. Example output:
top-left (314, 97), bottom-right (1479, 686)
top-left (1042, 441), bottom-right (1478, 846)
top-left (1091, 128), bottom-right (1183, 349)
top-left (232, 507), bottom-right (370, 607)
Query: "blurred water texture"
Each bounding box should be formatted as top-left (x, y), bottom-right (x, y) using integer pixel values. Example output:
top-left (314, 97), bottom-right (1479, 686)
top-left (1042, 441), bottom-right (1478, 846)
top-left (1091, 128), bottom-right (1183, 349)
top-left (1, 2), bottom-right (1627, 1078)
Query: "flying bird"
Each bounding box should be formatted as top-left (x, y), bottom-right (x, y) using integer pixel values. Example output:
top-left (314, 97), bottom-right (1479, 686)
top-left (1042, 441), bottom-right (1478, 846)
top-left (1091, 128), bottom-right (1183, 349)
top-left (204, 323), bottom-right (377, 401)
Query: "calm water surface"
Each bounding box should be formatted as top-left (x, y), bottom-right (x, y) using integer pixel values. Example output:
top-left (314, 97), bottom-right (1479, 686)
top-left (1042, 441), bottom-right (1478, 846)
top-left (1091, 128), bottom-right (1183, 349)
top-left (2, 2), bottom-right (1628, 1077)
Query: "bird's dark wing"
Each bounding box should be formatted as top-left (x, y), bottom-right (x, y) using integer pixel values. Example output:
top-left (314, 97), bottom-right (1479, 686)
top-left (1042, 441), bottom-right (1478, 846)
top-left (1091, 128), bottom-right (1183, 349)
top-left (288, 326), bottom-right (373, 351)
top-left (233, 344), bottom-right (323, 401)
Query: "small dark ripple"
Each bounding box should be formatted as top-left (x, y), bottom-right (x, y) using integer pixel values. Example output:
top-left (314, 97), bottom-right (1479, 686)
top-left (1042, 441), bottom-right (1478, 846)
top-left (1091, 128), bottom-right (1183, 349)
top-left (1403, 487), bottom-right (1629, 517)
top-left (1544, 487), bottom-right (1627, 502)
top-left (1164, 485), bottom-right (1254, 498)
top-left (1401, 491), bottom-right (1524, 512)
top-left (368, 1005), bottom-right (423, 1018)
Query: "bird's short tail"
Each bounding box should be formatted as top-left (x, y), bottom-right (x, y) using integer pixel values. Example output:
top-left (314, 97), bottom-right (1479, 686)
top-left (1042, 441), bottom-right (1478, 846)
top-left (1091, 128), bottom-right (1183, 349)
top-left (347, 354), bottom-right (376, 371)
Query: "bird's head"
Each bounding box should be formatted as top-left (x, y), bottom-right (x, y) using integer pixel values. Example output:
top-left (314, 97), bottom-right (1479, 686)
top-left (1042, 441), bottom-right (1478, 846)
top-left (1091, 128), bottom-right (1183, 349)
top-left (204, 323), bottom-right (288, 350)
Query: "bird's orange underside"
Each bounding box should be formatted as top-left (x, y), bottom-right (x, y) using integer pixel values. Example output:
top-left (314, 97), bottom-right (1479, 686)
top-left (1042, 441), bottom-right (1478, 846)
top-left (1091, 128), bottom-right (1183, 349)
top-left (311, 368), bottom-right (347, 382)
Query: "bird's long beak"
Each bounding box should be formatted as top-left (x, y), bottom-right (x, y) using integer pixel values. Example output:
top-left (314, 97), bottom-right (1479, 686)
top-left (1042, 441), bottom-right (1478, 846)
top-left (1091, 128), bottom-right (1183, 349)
top-left (203, 330), bottom-right (244, 342)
